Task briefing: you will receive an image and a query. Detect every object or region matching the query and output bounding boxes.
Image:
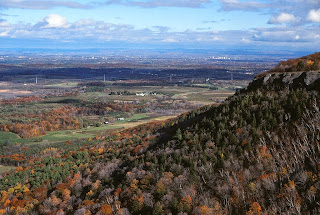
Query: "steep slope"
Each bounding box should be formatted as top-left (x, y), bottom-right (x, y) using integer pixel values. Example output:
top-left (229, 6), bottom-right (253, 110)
top-left (1, 55), bottom-right (320, 214)
top-left (245, 71), bottom-right (320, 93)
top-left (267, 52), bottom-right (320, 73)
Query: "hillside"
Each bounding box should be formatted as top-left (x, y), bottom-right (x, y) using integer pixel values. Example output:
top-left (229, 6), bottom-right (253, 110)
top-left (261, 52), bottom-right (320, 75)
top-left (1, 54), bottom-right (320, 214)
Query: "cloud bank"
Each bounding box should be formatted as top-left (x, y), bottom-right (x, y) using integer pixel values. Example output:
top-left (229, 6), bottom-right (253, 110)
top-left (0, 0), bottom-right (320, 52)
top-left (39, 14), bottom-right (71, 28)
top-left (0, 0), bottom-right (90, 9)
top-left (1, 13), bottom-right (319, 50)
top-left (268, 13), bottom-right (298, 24)
top-left (103, 0), bottom-right (211, 8)
top-left (218, 0), bottom-right (267, 11)
top-left (308, 8), bottom-right (320, 22)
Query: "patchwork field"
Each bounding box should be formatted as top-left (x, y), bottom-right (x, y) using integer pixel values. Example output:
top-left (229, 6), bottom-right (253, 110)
top-left (0, 79), bottom-right (249, 148)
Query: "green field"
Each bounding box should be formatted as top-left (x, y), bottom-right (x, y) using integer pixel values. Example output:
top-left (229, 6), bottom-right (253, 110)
top-left (0, 132), bottom-right (22, 144)
top-left (0, 113), bottom-right (162, 145)
top-left (115, 113), bottom-right (149, 124)
top-left (0, 80), bottom-right (248, 147)
top-left (46, 82), bottom-right (79, 88)
top-left (0, 165), bottom-right (15, 174)
top-left (0, 126), bottom-right (119, 145)
top-left (75, 84), bottom-right (237, 103)
top-left (192, 83), bottom-right (217, 88)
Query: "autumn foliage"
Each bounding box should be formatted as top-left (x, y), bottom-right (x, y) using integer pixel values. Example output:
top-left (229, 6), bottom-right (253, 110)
top-left (1, 56), bottom-right (320, 214)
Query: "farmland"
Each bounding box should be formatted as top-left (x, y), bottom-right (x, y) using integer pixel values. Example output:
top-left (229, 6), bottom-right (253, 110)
top-left (0, 77), bottom-right (249, 146)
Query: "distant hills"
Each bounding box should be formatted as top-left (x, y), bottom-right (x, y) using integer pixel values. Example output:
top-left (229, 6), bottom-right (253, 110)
top-left (1, 53), bottom-right (320, 214)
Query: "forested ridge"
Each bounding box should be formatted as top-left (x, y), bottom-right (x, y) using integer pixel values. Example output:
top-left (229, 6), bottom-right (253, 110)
top-left (1, 54), bottom-right (320, 214)
top-left (261, 52), bottom-right (320, 75)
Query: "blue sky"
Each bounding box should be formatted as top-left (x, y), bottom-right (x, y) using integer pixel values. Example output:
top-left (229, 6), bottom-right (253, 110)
top-left (0, 0), bottom-right (320, 53)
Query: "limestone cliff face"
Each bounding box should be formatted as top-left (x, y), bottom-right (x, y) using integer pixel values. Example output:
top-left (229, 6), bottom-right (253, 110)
top-left (243, 71), bottom-right (320, 93)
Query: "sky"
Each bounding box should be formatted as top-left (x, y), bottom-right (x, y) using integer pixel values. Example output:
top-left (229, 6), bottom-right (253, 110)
top-left (0, 0), bottom-right (320, 53)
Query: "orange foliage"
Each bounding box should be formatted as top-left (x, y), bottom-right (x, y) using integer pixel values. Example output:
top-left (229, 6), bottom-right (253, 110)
top-left (0, 191), bottom-right (8, 204)
top-left (33, 187), bottom-right (48, 201)
top-left (86, 190), bottom-right (94, 196)
top-left (132, 145), bottom-right (143, 154)
top-left (199, 205), bottom-right (213, 215)
top-left (1, 105), bottom-right (84, 138)
top-left (69, 173), bottom-right (81, 187)
top-left (114, 188), bottom-right (122, 197)
top-left (97, 148), bottom-right (104, 154)
top-left (181, 195), bottom-right (193, 208)
top-left (242, 139), bottom-right (248, 146)
top-left (2, 125), bottom-right (9, 132)
top-left (56, 183), bottom-right (68, 191)
top-left (12, 199), bottom-right (27, 208)
top-left (259, 146), bottom-right (272, 158)
top-left (100, 204), bottom-right (113, 215)
top-left (247, 202), bottom-right (262, 215)
top-left (62, 189), bottom-right (71, 202)
top-left (15, 166), bottom-right (23, 173)
top-left (51, 195), bottom-right (61, 206)
top-left (4, 199), bottom-right (10, 207)
top-left (236, 128), bottom-right (243, 134)
top-left (258, 172), bottom-right (275, 181)
top-left (307, 60), bottom-right (314, 66)
top-left (287, 180), bottom-right (296, 189)
top-left (187, 139), bottom-right (193, 144)
top-left (130, 179), bottom-right (139, 191)
top-left (82, 200), bottom-right (95, 207)
top-left (0, 96), bottom-right (43, 105)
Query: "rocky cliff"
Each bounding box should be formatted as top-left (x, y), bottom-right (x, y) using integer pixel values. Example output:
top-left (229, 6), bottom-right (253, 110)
top-left (243, 70), bottom-right (320, 93)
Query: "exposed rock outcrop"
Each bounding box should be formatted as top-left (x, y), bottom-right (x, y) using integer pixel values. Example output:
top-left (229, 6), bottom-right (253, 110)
top-left (243, 71), bottom-right (320, 93)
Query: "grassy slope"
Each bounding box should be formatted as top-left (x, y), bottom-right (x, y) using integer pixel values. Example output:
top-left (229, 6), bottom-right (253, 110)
top-left (0, 114), bottom-right (174, 145)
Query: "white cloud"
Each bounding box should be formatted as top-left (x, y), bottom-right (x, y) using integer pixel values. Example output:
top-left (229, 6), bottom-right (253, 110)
top-left (307, 8), bottom-right (320, 22)
top-left (41, 14), bottom-right (70, 29)
top-left (219, 0), bottom-right (320, 27)
top-left (104, 0), bottom-right (210, 8)
top-left (1, 11), bottom-right (320, 53)
top-left (218, 0), bottom-right (268, 11)
top-left (0, 0), bottom-right (89, 9)
top-left (241, 38), bottom-right (251, 43)
top-left (212, 36), bottom-right (221, 41)
top-left (0, 20), bottom-right (11, 27)
top-left (251, 26), bottom-right (320, 43)
top-left (268, 13), bottom-right (298, 24)
top-left (73, 19), bottom-right (96, 27)
top-left (0, 31), bottom-right (10, 37)
top-left (0, 19), bottom-right (12, 37)
top-left (162, 38), bottom-right (179, 42)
